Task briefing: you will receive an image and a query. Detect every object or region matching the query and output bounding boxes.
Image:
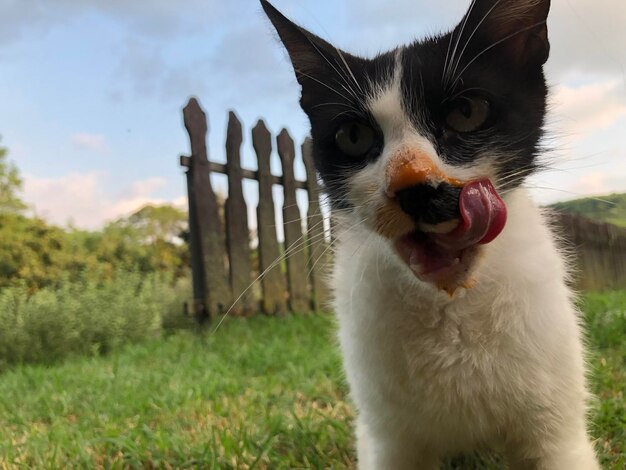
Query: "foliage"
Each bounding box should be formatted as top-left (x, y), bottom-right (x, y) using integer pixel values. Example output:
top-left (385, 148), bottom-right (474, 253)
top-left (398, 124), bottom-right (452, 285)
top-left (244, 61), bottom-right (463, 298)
top-left (102, 204), bottom-right (190, 278)
top-left (0, 293), bottom-right (624, 468)
top-left (0, 143), bottom-right (189, 289)
top-left (0, 206), bottom-right (190, 290)
top-left (0, 213), bottom-right (99, 289)
top-left (0, 138), bottom-right (26, 215)
top-left (121, 204), bottom-right (187, 244)
top-left (550, 193), bottom-right (626, 228)
top-left (0, 273), bottom-right (192, 371)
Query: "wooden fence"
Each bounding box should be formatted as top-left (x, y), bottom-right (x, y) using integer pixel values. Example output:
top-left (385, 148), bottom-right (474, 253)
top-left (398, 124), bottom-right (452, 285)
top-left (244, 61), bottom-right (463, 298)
top-left (179, 98), bottom-right (329, 322)
top-left (553, 212), bottom-right (626, 291)
top-left (179, 98), bottom-right (625, 322)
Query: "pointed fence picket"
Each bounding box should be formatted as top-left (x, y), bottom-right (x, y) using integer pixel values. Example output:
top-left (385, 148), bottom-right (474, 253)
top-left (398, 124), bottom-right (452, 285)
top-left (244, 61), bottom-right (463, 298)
top-left (180, 98), bottom-right (330, 321)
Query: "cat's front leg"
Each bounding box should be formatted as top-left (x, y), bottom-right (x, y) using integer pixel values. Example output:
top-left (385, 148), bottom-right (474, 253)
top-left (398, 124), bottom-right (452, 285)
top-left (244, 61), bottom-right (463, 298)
top-left (356, 419), bottom-right (440, 470)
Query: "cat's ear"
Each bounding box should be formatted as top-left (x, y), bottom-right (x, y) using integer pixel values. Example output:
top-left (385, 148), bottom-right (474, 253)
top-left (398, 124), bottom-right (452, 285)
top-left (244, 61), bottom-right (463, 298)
top-left (459, 0), bottom-right (551, 67)
top-left (260, 0), bottom-right (362, 106)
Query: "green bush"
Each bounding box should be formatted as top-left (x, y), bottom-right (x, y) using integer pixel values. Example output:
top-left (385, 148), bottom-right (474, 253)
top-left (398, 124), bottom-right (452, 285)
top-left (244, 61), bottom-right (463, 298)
top-left (0, 273), bottom-right (192, 371)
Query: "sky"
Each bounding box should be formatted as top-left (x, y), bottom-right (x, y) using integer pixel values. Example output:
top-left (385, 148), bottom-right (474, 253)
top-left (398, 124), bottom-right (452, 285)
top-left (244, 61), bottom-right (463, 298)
top-left (0, 0), bottom-right (624, 229)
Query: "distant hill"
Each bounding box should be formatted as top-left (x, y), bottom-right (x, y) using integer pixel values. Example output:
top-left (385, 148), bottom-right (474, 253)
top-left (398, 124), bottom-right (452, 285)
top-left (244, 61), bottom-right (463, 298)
top-left (549, 193), bottom-right (626, 228)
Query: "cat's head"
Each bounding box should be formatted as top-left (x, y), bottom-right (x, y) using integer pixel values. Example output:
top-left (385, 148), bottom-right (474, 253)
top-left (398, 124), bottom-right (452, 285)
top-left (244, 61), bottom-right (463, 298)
top-left (262, 0), bottom-right (551, 291)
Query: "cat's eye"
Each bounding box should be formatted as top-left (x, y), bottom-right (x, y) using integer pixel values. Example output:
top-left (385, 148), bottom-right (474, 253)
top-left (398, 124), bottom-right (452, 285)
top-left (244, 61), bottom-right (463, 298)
top-left (335, 122), bottom-right (375, 157)
top-left (445, 97), bottom-right (491, 133)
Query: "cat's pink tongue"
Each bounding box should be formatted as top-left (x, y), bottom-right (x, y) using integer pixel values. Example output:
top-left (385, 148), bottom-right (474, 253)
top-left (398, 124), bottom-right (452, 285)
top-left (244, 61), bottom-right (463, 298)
top-left (432, 178), bottom-right (507, 251)
top-left (395, 179), bottom-right (506, 285)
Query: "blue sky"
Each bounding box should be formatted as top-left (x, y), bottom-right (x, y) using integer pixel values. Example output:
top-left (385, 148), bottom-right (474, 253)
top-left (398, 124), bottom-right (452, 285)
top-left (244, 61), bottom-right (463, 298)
top-left (0, 0), bottom-right (624, 228)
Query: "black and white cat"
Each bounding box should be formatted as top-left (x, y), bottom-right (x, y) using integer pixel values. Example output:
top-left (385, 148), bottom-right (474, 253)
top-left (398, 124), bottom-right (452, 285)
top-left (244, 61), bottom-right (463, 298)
top-left (262, 0), bottom-right (600, 468)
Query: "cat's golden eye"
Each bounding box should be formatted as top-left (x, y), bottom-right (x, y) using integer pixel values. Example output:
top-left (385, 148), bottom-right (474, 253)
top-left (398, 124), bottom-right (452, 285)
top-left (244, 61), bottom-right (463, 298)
top-left (445, 97), bottom-right (491, 133)
top-left (335, 122), bottom-right (375, 157)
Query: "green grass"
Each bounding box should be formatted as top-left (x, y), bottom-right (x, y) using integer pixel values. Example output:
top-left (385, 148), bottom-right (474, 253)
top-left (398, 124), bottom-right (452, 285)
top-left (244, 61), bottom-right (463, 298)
top-left (582, 292), bottom-right (626, 468)
top-left (0, 292), bottom-right (624, 469)
top-left (0, 314), bottom-right (353, 469)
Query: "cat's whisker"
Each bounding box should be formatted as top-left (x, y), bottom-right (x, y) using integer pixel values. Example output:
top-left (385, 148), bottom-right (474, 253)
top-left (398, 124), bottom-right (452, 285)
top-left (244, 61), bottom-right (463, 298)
top-left (443, 0), bottom-right (475, 87)
top-left (266, 210), bottom-right (324, 230)
top-left (497, 162), bottom-right (537, 179)
top-left (442, 21), bottom-right (457, 86)
top-left (295, 69), bottom-right (354, 103)
top-left (307, 216), bottom-right (370, 280)
top-left (418, 64), bottom-right (425, 102)
top-left (302, 32), bottom-right (370, 109)
top-left (335, 47), bottom-right (364, 94)
top-left (519, 185), bottom-right (618, 206)
top-left (303, 37), bottom-right (362, 102)
top-left (331, 109), bottom-right (362, 122)
top-left (443, 0), bottom-right (482, 89)
top-left (447, 0), bottom-right (504, 91)
top-left (443, 87), bottom-right (490, 103)
top-left (311, 102), bottom-right (358, 110)
top-left (269, 203), bottom-right (327, 227)
top-left (449, 20), bottom-right (548, 90)
top-left (211, 217), bottom-right (332, 333)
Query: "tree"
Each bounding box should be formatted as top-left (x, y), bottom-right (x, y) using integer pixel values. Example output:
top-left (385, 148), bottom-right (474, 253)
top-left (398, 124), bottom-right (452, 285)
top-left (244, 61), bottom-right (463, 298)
top-left (0, 137), bottom-right (27, 214)
top-left (103, 204), bottom-right (190, 277)
top-left (0, 213), bottom-right (100, 289)
top-left (123, 204), bottom-right (188, 244)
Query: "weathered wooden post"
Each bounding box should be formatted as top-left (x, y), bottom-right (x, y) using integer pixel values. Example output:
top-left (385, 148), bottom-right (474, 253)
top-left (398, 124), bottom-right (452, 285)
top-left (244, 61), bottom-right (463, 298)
top-left (302, 138), bottom-right (329, 311)
top-left (225, 112), bottom-right (254, 315)
top-left (180, 153), bottom-right (204, 318)
top-left (180, 98), bottom-right (231, 322)
top-left (277, 129), bottom-right (310, 314)
top-left (253, 120), bottom-right (288, 315)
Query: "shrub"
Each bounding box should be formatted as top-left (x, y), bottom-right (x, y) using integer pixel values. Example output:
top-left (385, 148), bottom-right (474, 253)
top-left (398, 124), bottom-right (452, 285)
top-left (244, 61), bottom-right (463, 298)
top-left (0, 272), bottom-right (191, 371)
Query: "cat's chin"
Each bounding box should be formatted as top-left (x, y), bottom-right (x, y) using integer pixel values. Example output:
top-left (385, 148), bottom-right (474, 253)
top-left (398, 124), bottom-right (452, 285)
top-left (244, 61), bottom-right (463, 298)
top-left (393, 231), bottom-right (480, 293)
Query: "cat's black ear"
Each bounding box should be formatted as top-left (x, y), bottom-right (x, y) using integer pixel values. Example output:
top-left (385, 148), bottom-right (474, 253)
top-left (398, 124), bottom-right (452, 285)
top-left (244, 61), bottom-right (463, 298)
top-left (458, 0), bottom-right (551, 67)
top-left (260, 0), bottom-right (362, 107)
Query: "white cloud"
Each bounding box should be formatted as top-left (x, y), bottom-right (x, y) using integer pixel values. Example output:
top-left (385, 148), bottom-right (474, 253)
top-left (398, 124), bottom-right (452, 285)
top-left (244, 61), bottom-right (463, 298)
top-left (549, 79), bottom-right (626, 140)
top-left (70, 133), bottom-right (108, 153)
top-left (572, 171), bottom-right (610, 195)
top-left (111, 37), bottom-right (213, 103)
top-left (24, 172), bottom-right (104, 227)
top-left (547, 0), bottom-right (626, 79)
top-left (533, 78), bottom-right (626, 204)
top-left (333, 0), bottom-right (626, 80)
top-left (0, 0), bottom-right (222, 46)
top-left (126, 177), bottom-right (168, 198)
top-left (23, 172), bottom-right (183, 229)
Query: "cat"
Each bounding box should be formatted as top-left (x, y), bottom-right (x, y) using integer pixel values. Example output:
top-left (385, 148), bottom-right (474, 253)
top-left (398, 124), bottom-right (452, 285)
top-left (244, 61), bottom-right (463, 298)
top-left (261, 0), bottom-right (600, 468)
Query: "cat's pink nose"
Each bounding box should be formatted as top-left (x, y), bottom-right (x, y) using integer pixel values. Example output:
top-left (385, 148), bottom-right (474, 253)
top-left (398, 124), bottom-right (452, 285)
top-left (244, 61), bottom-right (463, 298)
top-left (386, 151), bottom-right (463, 197)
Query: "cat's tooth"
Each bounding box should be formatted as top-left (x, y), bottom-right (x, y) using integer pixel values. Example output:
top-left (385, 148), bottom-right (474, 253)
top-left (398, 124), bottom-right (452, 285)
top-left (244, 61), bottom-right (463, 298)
top-left (420, 219), bottom-right (460, 234)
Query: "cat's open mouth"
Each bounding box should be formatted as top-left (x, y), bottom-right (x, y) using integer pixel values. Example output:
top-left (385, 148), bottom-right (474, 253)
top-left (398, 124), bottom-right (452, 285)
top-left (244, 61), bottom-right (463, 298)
top-left (393, 179), bottom-right (507, 291)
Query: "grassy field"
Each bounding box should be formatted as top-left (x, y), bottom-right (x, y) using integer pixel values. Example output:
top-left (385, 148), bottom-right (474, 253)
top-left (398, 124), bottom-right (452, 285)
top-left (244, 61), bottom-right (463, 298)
top-left (0, 292), bottom-right (624, 469)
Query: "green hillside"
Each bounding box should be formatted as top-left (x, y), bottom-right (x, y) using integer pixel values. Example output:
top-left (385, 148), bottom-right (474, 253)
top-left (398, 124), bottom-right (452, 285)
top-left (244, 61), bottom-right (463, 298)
top-left (550, 193), bottom-right (626, 228)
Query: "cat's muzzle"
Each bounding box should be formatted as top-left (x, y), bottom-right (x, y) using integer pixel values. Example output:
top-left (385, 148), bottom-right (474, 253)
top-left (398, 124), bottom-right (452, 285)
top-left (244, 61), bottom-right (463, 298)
top-left (382, 152), bottom-right (507, 294)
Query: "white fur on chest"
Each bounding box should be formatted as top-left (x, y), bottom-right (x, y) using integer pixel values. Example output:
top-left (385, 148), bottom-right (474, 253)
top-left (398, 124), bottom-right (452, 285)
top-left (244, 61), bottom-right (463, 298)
top-left (332, 189), bottom-right (590, 458)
